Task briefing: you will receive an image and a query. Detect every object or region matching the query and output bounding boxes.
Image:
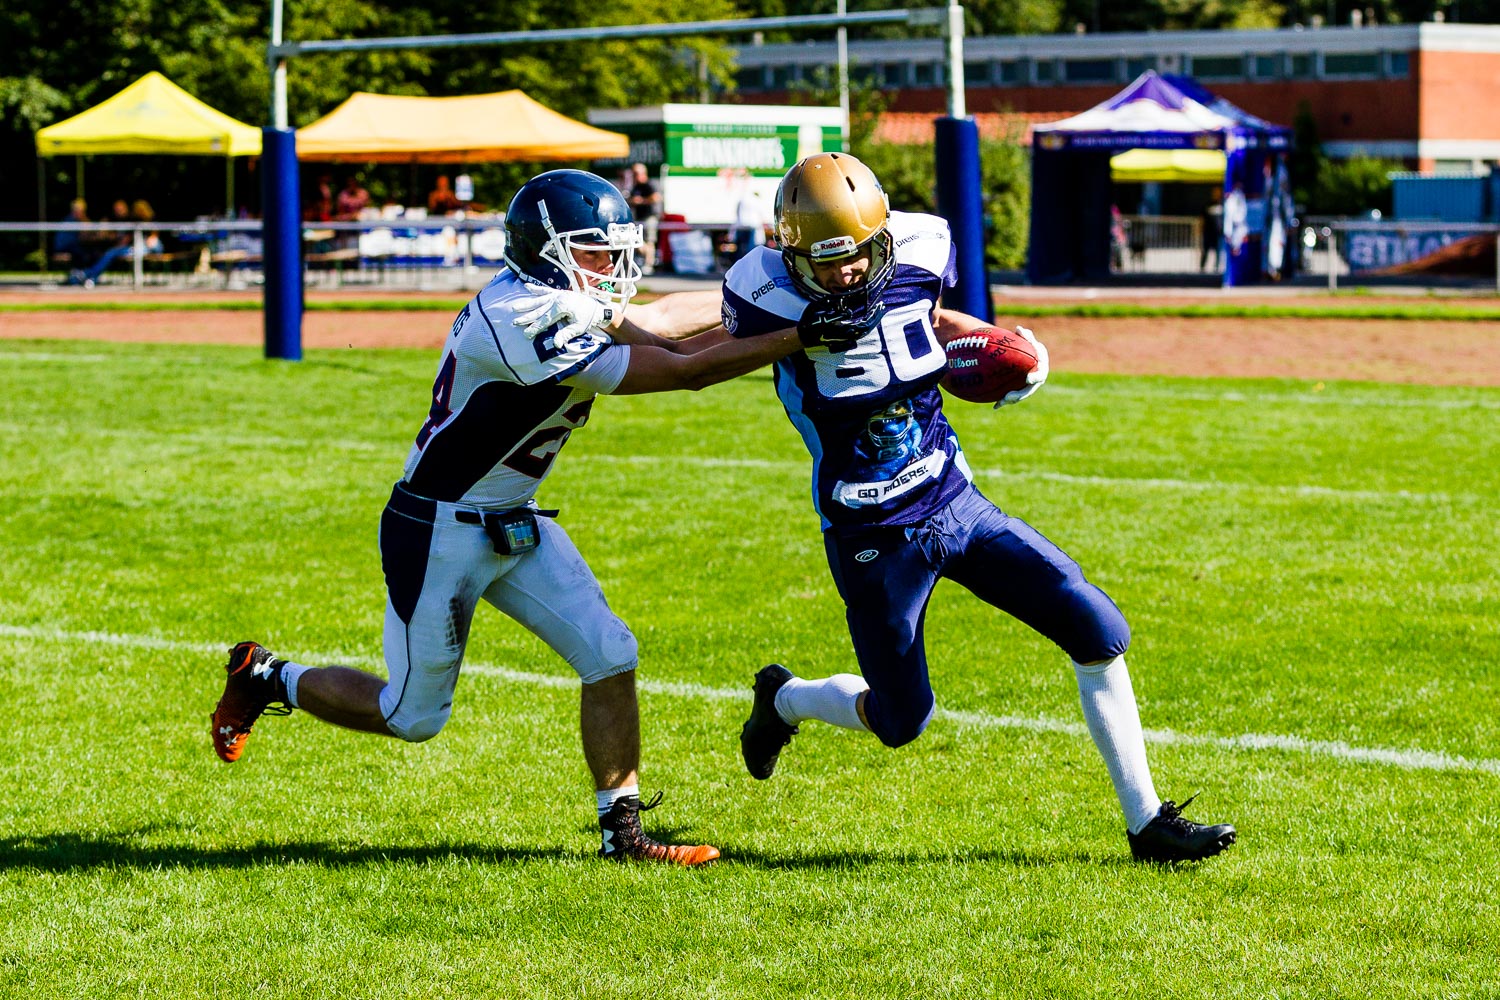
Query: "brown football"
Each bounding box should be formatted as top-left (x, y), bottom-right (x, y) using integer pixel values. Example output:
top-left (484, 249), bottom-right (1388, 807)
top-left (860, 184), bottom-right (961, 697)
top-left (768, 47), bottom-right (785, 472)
top-left (939, 327), bottom-right (1039, 404)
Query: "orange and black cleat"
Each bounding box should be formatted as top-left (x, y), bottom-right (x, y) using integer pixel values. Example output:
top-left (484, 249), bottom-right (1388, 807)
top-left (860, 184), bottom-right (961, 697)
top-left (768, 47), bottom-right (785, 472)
top-left (598, 792), bottom-right (720, 866)
top-left (210, 641), bottom-right (292, 763)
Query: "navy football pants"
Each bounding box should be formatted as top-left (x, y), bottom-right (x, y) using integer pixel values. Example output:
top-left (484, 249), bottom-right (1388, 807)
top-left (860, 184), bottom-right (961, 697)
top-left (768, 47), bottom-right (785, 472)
top-left (823, 483), bottom-right (1131, 748)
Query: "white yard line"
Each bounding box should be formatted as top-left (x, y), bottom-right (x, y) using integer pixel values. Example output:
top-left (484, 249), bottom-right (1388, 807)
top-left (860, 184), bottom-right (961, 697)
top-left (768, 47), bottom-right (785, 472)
top-left (1043, 383), bottom-right (1500, 410)
top-left (3, 622), bottom-right (1496, 778)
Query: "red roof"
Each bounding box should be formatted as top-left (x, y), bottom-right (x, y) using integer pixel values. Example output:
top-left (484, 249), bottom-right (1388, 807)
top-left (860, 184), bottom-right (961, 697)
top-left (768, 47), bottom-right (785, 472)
top-left (870, 111), bottom-right (1077, 146)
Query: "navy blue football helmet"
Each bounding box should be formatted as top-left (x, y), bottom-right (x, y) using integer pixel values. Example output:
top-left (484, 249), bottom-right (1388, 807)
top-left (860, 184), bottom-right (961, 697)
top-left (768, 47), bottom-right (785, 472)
top-left (503, 169), bottom-right (644, 308)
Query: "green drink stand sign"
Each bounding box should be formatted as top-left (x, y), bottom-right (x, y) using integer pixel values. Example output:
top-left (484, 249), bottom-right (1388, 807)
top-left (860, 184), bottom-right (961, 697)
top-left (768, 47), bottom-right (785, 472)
top-left (588, 104), bottom-right (845, 225)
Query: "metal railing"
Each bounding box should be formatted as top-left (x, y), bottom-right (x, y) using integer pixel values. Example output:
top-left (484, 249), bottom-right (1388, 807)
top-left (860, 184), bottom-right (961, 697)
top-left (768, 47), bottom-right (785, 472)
top-left (0, 217), bottom-right (745, 291)
top-left (0, 218), bottom-right (516, 291)
top-left (1113, 214), bottom-right (1205, 274)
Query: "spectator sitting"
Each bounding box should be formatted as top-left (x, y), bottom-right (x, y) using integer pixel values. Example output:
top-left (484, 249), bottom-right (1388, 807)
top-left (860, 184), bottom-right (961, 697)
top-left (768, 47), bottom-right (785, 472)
top-left (335, 175), bottom-right (371, 220)
top-left (54, 199), bottom-right (91, 278)
top-left (73, 199), bottom-right (165, 288)
top-left (427, 175), bottom-right (464, 215)
top-left (131, 199), bottom-right (164, 254)
top-left (305, 174), bottom-right (334, 222)
top-left (63, 199), bottom-right (130, 287)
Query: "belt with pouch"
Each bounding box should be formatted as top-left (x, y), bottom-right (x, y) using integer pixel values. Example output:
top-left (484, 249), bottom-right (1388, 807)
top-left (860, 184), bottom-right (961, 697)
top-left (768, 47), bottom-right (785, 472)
top-left (454, 505), bottom-right (558, 555)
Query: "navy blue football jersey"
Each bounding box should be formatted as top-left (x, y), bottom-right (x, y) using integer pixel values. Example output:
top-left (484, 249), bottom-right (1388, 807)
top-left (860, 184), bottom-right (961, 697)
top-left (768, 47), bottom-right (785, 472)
top-left (722, 211), bottom-right (973, 529)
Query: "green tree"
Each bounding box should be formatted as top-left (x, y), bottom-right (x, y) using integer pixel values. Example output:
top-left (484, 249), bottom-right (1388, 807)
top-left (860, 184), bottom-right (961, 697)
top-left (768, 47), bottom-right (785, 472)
top-left (3, 0), bottom-right (740, 225)
top-left (1312, 154), bottom-right (1400, 216)
top-left (854, 127), bottom-right (1031, 273)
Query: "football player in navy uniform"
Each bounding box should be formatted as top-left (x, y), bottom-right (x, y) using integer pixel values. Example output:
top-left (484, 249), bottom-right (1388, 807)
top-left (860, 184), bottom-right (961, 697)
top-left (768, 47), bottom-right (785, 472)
top-left (726, 153), bottom-right (1235, 862)
top-left (210, 169), bottom-right (823, 866)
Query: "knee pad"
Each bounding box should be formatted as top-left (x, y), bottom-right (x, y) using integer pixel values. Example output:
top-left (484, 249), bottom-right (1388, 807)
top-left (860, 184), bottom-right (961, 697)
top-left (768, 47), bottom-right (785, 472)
top-left (866, 691), bottom-right (935, 749)
top-left (382, 698), bottom-right (451, 743)
top-left (1061, 580), bottom-right (1132, 664)
top-left (573, 630), bottom-right (638, 686)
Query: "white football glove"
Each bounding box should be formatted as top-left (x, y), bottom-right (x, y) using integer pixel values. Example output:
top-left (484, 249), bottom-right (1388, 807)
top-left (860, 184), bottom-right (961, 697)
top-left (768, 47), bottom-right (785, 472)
top-left (513, 289), bottom-right (619, 346)
top-left (994, 325), bottom-right (1049, 408)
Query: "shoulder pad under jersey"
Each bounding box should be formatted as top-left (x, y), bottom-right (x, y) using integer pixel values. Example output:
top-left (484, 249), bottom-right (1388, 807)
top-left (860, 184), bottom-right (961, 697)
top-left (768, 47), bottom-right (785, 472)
top-left (887, 211), bottom-right (954, 279)
top-left (467, 273), bottom-right (611, 385)
top-left (721, 246), bottom-right (804, 338)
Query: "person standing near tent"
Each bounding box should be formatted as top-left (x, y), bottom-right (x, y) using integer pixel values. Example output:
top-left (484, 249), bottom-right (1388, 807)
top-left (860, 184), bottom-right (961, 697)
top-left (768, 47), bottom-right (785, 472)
top-left (627, 163), bottom-right (661, 275)
top-left (206, 168), bottom-right (838, 866)
top-left (1200, 188), bottom-right (1223, 272)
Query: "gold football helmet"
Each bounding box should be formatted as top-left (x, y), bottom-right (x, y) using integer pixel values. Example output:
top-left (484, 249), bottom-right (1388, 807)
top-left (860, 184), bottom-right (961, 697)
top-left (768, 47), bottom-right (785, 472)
top-left (774, 153), bottom-right (896, 311)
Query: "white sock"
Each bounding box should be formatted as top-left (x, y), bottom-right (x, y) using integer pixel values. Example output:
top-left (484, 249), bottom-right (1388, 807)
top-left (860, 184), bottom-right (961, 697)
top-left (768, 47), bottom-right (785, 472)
top-left (1073, 655), bottom-right (1162, 834)
top-left (280, 661), bottom-right (310, 709)
top-left (774, 674), bottom-right (870, 731)
top-left (596, 784), bottom-right (639, 817)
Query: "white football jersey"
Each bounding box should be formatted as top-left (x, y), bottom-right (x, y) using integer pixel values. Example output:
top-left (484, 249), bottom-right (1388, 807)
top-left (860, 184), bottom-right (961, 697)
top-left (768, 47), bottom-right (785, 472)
top-left (400, 269), bottom-right (630, 508)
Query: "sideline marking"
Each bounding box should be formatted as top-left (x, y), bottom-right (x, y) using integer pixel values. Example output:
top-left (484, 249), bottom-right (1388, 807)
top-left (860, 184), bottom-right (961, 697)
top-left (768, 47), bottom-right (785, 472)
top-left (3, 622), bottom-right (1496, 778)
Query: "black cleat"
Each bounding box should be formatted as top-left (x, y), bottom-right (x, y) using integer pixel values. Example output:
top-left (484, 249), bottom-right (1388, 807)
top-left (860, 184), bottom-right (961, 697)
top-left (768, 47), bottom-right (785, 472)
top-left (598, 793), bottom-right (719, 866)
top-left (1128, 795), bottom-right (1237, 862)
top-left (740, 664), bottom-right (799, 780)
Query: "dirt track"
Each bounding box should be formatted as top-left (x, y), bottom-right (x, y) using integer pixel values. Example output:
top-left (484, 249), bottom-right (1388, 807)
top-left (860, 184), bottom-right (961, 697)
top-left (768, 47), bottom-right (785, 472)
top-left (2, 291), bottom-right (1498, 386)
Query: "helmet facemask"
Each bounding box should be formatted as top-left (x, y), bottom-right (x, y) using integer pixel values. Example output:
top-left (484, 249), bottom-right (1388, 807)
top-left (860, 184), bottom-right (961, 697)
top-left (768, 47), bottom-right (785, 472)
top-left (775, 152), bottom-right (897, 325)
top-left (535, 199), bottom-right (643, 309)
top-left (782, 229), bottom-right (896, 321)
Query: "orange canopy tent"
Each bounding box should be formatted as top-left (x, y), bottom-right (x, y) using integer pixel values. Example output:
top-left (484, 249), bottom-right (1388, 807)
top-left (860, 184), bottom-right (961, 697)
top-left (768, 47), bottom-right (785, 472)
top-left (296, 90), bottom-right (628, 163)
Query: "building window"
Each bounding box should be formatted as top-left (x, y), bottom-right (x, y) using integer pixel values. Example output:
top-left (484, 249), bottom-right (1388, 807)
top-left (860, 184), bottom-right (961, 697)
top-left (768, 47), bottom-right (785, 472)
top-left (998, 60), bottom-right (1026, 85)
top-left (1035, 59), bottom-right (1056, 83)
top-left (1386, 51), bottom-right (1410, 77)
top-left (851, 64), bottom-right (875, 86)
top-left (1063, 58), bottom-right (1117, 84)
top-left (1323, 52), bottom-right (1380, 77)
top-left (880, 62), bottom-right (908, 87)
top-left (1191, 54), bottom-right (1245, 79)
top-left (965, 60), bottom-right (993, 85)
top-left (1125, 56), bottom-right (1157, 78)
top-left (735, 67), bottom-right (765, 91)
top-left (1253, 54), bottom-right (1281, 78)
top-left (771, 65), bottom-right (798, 89)
top-left (1289, 53), bottom-right (1315, 78)
top-left (913, 61), bottom-right (941, 86)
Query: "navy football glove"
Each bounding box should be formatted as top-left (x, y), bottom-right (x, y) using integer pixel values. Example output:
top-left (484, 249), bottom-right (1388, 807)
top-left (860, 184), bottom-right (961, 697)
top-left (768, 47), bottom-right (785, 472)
top-left (797, 298), bottom-right (887, 353)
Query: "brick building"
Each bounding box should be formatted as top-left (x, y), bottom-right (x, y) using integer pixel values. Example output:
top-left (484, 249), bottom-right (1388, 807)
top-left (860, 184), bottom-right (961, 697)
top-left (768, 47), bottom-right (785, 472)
top-left (731, 22), bottom-right (1500, 173)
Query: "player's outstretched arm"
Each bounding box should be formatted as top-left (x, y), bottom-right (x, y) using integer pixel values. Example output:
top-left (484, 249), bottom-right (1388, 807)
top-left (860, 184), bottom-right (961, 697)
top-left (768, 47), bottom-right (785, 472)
top-left (610, 326), bottom-right (802, 395)
top-left (615, 290), bottom-right (724, 344)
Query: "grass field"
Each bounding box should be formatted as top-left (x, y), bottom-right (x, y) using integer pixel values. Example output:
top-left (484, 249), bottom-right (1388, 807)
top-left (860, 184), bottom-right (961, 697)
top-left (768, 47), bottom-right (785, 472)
top-left (1, 337), bottom-right (1497, 998)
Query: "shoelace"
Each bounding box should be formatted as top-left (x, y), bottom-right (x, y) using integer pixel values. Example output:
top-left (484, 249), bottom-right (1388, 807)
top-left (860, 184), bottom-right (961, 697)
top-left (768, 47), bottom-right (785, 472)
top-left (1154, 793), bottom-right (1200, 830)
top-left (233, 701), bottom-right (292, 734)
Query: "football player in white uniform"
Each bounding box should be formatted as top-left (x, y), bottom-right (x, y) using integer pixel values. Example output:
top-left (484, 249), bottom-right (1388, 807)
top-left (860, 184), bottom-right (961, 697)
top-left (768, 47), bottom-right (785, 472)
top-left (210, 169), bottom-right (827, 866)
top-left (722, 153), bottom-right (1235, 862)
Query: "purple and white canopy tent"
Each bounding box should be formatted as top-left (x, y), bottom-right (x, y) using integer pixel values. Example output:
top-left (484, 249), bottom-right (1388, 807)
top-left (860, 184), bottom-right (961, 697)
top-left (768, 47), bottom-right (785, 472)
top-left (1026, 71), bottom-right (1293, 286)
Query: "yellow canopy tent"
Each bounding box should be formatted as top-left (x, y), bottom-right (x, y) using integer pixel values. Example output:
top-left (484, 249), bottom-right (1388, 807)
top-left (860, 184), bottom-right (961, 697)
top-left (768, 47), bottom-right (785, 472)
top-left (1109, 148), bottom-right (1226, 184)
top-left (296, 90), bottom-right (628, 163)
top-left (35, 71), bottom-right (261, 215)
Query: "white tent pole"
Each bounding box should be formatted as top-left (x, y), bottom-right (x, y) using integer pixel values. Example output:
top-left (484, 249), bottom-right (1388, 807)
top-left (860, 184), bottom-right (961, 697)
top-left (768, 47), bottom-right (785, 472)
top-left (837, 0), bottom-right (849, 150)
top-left (271, 0), bottom-right (289, 128)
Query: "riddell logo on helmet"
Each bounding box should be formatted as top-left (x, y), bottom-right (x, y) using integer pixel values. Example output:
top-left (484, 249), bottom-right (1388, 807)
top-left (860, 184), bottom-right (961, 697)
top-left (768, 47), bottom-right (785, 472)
top-left (810, 236), bottom-right (857, 259)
